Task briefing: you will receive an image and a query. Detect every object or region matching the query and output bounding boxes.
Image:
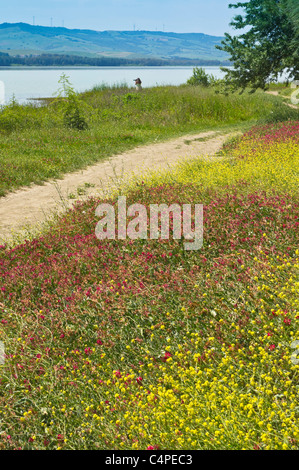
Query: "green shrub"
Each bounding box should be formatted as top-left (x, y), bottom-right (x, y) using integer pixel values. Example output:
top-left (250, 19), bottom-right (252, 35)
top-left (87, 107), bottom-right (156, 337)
top-left (63, 100), bottom-right (89, 130)
top-left (56, 74), bottom-right (89, 131)
top-left (186, 67), bottom-right (222, 87)
top-left (0, 102), bottom-right (43, 134)
top-left (122, 92), bottom-right (140, 103)
top-left (187, 67), bottom-right (210, 86)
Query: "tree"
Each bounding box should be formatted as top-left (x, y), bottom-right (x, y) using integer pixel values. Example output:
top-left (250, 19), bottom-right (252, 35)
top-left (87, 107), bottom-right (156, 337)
top-left (217, 0), bottom-right (299, 91)
top-left (287, 0), bottom-right (299, 36)
top-left (187, 67), bottom-right (212, 86)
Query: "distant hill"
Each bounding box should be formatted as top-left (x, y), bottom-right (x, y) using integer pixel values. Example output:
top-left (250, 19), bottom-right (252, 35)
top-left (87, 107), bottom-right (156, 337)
top-left (0, 22), bottom-right (228, 62)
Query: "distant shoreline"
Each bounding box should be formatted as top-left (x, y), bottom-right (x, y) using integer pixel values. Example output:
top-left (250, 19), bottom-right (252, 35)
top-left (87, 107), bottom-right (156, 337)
top-left (0, 49), bottom-right (230, 68)
top-left (0, 65), bottom-right (231, 70)
top-left (0, 66), bottom-right (230, 104)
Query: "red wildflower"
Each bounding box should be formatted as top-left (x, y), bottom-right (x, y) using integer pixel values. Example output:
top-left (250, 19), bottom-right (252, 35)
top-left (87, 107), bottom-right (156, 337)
top-left (162, 351), bottom-right (172, 362)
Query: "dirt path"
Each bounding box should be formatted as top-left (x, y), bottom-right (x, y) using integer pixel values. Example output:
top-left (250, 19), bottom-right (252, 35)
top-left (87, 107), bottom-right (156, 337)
top-left (0, 130), bottom-right (235, 243)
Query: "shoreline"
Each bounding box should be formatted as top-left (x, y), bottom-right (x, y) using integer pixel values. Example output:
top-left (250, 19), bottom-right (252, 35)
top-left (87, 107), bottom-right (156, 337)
top-left (0, 65), bottom-right (231, 70)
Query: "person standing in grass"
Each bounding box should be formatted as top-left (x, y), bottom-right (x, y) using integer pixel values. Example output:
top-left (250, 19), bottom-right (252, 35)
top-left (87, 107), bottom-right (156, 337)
top-left (134, 78), bottom-right (142, 91)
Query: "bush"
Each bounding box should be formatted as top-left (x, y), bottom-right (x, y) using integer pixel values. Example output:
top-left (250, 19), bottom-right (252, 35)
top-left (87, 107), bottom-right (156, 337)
top-left (186, 67), bottom-right (220, 87)
top-left (63, 100), bottom-right (89, 130)
top-left (56, 74), bottom-right (89, 131)
top-left (0, 99), bottom-right (43, 134)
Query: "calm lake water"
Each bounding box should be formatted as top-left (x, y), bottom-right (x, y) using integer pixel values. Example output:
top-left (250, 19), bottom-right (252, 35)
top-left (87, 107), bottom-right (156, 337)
top-left (0, 66), bottom-right (229, 104)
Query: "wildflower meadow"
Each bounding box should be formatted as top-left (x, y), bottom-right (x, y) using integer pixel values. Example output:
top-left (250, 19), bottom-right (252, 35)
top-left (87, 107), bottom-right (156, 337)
top-left (0, 119), bottom-right (298, 450)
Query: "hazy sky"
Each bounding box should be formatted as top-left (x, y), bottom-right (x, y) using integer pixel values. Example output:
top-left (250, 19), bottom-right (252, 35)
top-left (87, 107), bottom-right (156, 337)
top-left (0, 0), bottom-right (242, 36)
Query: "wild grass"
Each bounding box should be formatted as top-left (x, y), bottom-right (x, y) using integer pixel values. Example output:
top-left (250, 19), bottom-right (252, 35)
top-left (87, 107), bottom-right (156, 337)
top-left (0, 81), bottom-right (298, 449)
top-left (0, 82), bottom-right (298, 197)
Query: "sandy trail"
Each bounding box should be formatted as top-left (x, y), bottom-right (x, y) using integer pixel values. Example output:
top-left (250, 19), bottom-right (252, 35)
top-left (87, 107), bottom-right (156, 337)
top-left (0, 130), bottom-right (235, 243)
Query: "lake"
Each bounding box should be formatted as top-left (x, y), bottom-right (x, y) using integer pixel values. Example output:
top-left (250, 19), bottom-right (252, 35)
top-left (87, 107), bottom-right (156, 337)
top-left (0, 66), bottom-right (229, 104)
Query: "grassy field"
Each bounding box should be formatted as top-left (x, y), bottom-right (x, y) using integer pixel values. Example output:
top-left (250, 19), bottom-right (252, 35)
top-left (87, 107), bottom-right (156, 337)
top-left (0, 113), bottom-right (298, 450)
top-left (1, 80), bottom-right (298, 197)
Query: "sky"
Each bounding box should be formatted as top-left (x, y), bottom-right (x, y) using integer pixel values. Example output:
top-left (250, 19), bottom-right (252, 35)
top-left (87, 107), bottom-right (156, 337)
top-left (0, 0), bottom-right (242, 36)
